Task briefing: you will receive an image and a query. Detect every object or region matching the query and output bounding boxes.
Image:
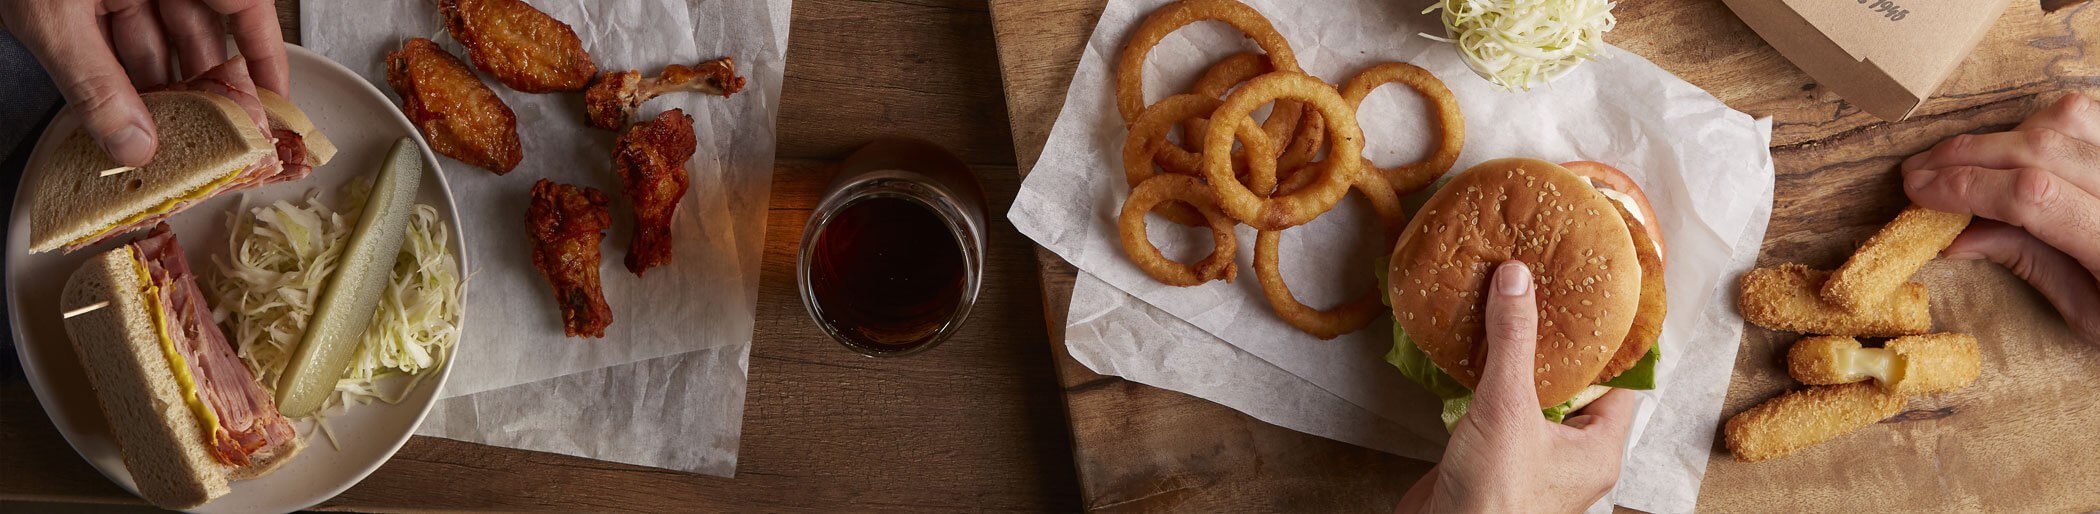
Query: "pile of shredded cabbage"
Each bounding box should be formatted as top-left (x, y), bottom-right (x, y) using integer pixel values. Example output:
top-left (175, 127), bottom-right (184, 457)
top-left (211, 179), bottom-right (464, 446)
top-left (1421, 0), bottom-right (1618, 92)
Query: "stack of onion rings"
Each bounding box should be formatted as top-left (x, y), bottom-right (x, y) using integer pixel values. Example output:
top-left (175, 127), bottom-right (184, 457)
top-left (1111, 0), bottom-right (1467, 338)
top-left (1125, 94), bottom-right (1276, 226)
top-left (1156, 53), bottom-right (1324, 177)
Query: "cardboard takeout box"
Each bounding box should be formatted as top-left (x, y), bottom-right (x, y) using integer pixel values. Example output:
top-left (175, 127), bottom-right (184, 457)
top-left (1723, 0), bottom-right (2013, 121)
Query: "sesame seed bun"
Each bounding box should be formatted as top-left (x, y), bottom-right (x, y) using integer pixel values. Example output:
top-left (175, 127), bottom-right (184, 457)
top-left (1386, 158), bottom-right (1643, 408)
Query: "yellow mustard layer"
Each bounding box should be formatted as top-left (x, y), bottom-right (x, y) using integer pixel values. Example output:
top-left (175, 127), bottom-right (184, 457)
top-left (128, 250), bottom-right (223, 446)
top-left (65, 164), bottom-right (248, 249)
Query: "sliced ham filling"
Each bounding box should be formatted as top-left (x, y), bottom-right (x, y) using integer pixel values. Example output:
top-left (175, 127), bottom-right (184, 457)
top-left (133, 225), bottom-right (297, 467)
top-left (265, 127), bottom-right (313, 184)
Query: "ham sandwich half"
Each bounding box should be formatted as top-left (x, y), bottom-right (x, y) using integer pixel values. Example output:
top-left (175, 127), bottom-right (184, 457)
top-left (60, 224), bottom-right (304, 510)
top-left (29, 56), bottom-right (334, 254)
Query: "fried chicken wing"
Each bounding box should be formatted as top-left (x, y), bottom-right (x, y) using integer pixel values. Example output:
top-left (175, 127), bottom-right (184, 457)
top-left (527, 180), bottom-right (614, 338)
top-left (613, 109), bottom-right (696, 276)
top-left (440, 0), bottom-right (597, 93)
top-left (586, 57), bottom-right (746, 130)
top-left (387, 38), bottom-right (522, 174)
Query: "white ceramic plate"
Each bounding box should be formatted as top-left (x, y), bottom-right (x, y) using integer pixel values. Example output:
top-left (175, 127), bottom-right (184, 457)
top-left (6, 44), bottom-right (465, 513)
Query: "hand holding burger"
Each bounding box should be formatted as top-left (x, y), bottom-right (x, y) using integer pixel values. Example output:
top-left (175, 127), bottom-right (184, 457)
top-left (1396, 261), bottom-right (1636, 514)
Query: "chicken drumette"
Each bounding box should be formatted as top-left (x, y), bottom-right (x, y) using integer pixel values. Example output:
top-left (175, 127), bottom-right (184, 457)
top-left (440, 0), bottom-right (598, 93)
top-left (613, 109), bottom-right (697, 276)
top-left (527, 179), bottom-right (614, 338)
top-left (585, 57), bottom-right (746, 130)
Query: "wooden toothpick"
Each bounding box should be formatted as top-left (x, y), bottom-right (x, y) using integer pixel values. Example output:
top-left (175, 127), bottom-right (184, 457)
top-left (62, 300), bottom-right (111, 318)
top-left (98, 166), bottom-right (137, 177)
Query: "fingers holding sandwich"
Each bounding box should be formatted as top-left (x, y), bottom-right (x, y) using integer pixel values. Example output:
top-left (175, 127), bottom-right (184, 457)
top-left (1474, 260), bottom-right (1543, 427)
top-left (1479, 259), bottom-right (1635, 437)
top-left (104, 0), bottom-right (172, 87)
top-left (158, 0), bottom-right (287, 95)
top-left (3, 0), bottom-right (158, 166)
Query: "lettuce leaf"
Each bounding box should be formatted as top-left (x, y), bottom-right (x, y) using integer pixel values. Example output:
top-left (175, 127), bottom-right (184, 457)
top-left (1385, 323), bottom-right (1474, 400)
top-left (1599, 344), bottom-right (1661, 390)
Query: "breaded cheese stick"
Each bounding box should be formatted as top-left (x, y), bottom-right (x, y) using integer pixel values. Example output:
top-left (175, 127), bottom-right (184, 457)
top-left (1724, 382), bottom-right (1904, 462)
top-left (1884, 333), bottom-right (1982, 395)
top-left (1789, 333), bottom-right (1982, 395)
top-left (1822, 205), bottom-right (1970, 312)
top-left (1740, 264), bottom-right (1932, 337)
top-left (1788, 336), bottom-right (1874, 384)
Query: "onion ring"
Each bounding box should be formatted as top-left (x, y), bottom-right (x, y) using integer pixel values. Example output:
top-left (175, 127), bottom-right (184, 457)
top-left (1116, 0), bottom-right (1299, 124)
top-left (1120, 174), bottom-right (1240, 285)
top-left (1126, 94), bottom-right (1276, 225)
top-left (1255, 170), bottom-right (1406, 339)
top-left (1203, 72), bottom-right (1364, 231)
top-left (1157, 53), bottom-right (1321, 176)
top-left (1339, 62), bottom-right (1463, 195)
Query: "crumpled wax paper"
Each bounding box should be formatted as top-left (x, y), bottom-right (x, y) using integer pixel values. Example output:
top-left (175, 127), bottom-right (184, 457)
top-left (303, 0), bottom-right (791, 476)
top-left (1006, 0), bottom-right (1775, 511)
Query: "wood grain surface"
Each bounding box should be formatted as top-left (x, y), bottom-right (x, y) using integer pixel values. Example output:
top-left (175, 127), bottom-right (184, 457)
top-left (988, 0), bottom-right (2100, 511)
top-left (0, 0), bottom-right (1083, 511)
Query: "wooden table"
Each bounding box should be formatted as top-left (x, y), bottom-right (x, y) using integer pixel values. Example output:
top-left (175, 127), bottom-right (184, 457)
top-left (0, 0), bottom-right (1081, 510)
top-left (988, 0), bottom-right (2100, 511)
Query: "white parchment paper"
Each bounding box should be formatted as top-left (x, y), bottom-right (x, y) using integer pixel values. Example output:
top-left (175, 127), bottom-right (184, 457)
top-left (1007, 1), bottom-right (1775, 511)
top-left (304, 0), bottom-right (790, 475)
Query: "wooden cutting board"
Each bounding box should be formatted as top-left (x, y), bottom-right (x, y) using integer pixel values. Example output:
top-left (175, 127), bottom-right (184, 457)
top-left (988, 0), bottom-right (2100, 511)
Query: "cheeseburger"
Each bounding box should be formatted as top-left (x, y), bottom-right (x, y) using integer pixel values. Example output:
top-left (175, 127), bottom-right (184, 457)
top-left (1381, 158), bottom-right (1667, 428)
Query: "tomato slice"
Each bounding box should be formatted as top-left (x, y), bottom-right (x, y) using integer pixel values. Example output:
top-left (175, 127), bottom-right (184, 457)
top-left (1561, 161), bottom-right (1666, 264)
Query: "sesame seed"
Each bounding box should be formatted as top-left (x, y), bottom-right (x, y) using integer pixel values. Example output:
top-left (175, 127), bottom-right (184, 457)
top-left (1592, 330), bottom-right (1602, 336)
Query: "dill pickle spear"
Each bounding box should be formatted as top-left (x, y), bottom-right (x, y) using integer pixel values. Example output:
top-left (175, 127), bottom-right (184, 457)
top-left (277, 137), bottom-right (423, 417)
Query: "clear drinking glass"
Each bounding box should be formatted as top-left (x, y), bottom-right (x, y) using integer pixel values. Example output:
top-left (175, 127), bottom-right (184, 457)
top-left (796, 138), bottom-right (987, 357)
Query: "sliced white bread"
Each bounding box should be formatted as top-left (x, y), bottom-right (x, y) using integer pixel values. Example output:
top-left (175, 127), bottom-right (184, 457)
top-left (256, 88), bottom-right (337, 166)
top-left (30, 91), bottom-right (272, 253)
top-left (59, 246), bottom-right (229, 510)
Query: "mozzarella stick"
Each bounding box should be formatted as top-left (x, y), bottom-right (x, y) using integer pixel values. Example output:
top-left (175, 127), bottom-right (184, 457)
top-left (1883, 333), bottom-right (1982, 395)
top-left (1740, 264), bottom-right (1932, 337)
top-left (1789, 333), bottom-right (1981, 395)
top-left (1724, 382), bottom-right (1905, 462)
top-left (1822, 205), bottom-right (1970, 312)
top-left (1788, 336), bottom-right (1874, 385)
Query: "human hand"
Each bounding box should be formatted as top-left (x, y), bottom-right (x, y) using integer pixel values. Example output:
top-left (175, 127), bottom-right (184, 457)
top-left (0, 0), bottom-right (286, 166)
top-left (1900, 93), bottom-right (2100, 341)
top-left (1395, 261), bottom-right (1636, 514)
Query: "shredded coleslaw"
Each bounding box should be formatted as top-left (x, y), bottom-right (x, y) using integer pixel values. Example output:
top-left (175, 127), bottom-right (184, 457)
top-left (1421, 0), bottom-right (1618, 92)
top-left (211, 179), bottom-right (464, 447)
